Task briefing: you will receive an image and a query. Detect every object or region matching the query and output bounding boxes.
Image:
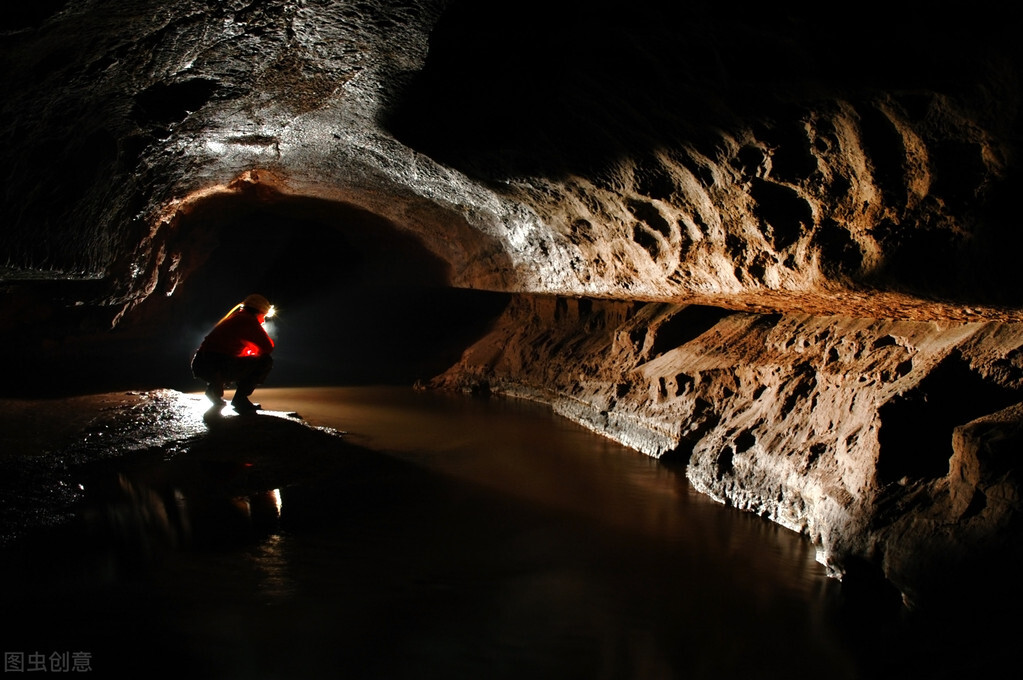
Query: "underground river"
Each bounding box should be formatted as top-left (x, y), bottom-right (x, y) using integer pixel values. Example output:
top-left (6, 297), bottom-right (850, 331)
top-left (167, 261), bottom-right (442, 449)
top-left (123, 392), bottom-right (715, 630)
top-left (0, 386), bottom-right (990, 678)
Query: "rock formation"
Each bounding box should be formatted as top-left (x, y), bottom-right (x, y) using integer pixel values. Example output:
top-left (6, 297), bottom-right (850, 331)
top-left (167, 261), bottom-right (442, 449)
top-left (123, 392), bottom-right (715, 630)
top-left (3, 0), bottom-right (1022, 609)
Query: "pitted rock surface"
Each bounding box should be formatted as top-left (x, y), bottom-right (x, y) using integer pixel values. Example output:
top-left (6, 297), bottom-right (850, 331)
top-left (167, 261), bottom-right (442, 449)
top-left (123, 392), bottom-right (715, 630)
top-left (432, 297), bottom-right (1023, 607)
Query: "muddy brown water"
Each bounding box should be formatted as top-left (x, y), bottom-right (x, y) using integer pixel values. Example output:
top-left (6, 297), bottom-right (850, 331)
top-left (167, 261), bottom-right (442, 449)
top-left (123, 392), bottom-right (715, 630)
top-left (0, 387), bottom-right (995, 678)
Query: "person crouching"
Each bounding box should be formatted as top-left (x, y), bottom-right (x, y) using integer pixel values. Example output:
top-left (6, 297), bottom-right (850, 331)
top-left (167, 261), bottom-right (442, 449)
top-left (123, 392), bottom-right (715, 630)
top-left (191, 293), bottom-right (275, 413)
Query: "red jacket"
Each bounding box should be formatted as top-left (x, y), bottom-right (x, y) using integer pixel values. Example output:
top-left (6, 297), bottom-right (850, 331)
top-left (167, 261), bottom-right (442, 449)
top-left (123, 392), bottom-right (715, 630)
top-left (199, 307), bottom-right (274, 358)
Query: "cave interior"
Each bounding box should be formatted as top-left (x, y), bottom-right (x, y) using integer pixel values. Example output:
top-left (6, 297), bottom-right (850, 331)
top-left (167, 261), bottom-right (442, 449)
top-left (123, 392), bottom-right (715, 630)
top-left (2, 0), bottom-right (1023, 660)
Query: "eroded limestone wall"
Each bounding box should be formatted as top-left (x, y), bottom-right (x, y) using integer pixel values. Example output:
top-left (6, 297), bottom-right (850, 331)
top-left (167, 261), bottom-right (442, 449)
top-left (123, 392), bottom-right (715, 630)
top-left (434, 296), bottom-right (1023, 607)
top-left (4, 1), bottom-right (1022, 317)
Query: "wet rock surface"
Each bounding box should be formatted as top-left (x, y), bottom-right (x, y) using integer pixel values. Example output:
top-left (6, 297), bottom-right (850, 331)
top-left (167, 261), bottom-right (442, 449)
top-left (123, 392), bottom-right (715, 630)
top-left (0, 389), bottom-right (439, 592)
top-left (434, 296), bottom-right (1023, 609)
top-left (3, 0), bottom-right (1023, 614)
top-left (0, 390), bottom-right (240, 546)
top-left (0, 390), bottom-right (526, 677)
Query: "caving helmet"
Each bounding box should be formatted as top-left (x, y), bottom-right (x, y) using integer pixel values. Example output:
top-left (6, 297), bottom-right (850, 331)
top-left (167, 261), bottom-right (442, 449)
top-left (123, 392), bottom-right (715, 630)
top-left (243, 293), bottom-right (273, 316)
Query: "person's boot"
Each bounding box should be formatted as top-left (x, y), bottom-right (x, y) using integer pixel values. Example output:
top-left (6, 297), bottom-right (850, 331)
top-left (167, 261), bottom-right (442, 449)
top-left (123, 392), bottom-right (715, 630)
top-left (205, 384), bottom-right (226, 406)
top-left (231, 394), bottom-right (260, 412)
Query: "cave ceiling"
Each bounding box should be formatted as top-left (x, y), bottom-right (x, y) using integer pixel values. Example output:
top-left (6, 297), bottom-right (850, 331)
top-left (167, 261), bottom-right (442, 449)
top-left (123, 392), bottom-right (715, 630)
top-left (2, 0), bottom-right (1021, 324)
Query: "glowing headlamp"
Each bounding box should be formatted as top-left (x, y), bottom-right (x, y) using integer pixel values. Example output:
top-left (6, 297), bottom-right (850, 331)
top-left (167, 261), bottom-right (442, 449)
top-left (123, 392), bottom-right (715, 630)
top-left (265, 305), bottom-right (276, 319)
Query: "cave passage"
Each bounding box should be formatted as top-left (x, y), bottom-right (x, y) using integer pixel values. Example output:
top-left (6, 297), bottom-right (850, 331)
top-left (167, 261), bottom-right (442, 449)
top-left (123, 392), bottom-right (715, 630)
top-left (3, 193), bottom-right (511, 397)
top-left (158, 193), bottom-right (511, 391)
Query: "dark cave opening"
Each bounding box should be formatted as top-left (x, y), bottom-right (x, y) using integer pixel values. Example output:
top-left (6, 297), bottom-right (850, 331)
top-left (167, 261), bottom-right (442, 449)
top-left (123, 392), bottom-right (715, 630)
top-left (876, 350), bottom-right (1022, 484)
top-left (1, 192), bottom-right (510, 397)
top-left (186, 201), bottom-right (508, 390)
top-left (148, 193), bottom-right (511, 392)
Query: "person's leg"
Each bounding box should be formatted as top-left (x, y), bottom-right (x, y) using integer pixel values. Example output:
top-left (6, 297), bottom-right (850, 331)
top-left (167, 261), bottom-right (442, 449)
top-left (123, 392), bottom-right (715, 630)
top-left (192, 351), bottom-right (227, 406)
top-left (205, 381), bottom-right (226, 405)
top-left (230, 356), bottom-right (272, 411)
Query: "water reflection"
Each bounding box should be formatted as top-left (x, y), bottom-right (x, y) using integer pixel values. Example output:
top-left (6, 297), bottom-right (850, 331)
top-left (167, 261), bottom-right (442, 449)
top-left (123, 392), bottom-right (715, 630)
top-left (263, 387), bottom-right (832, 598)
top-left (73, 473), bottom-right (286, 577)
top-left (3, 387), bottom-right (923, 678)
top-left (252, 533), bottom-right (296, 602)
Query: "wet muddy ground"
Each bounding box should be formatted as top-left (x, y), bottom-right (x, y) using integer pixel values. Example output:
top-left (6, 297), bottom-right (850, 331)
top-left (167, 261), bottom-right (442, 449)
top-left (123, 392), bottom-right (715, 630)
top-left (0, 387), bottom-right (1013, 678)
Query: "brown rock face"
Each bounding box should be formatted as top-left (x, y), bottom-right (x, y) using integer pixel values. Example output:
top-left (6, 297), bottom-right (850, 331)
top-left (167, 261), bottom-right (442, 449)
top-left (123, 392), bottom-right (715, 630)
top-left (432, 297), bottom-right (1023, 607)
top-left (3, 0), bottom-right (1023, 607)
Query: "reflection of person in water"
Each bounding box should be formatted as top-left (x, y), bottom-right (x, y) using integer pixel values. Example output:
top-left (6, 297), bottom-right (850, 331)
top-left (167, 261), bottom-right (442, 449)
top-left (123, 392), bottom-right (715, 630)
top-left (191, 293), bottom-right (275, 413)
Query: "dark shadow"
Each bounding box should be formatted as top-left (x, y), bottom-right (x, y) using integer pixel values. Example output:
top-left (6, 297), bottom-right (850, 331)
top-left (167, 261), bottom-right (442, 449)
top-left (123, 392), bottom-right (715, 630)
top-left (133, 78), bottom-right (221, 128)
top-left (385, 0), bottom-right (1002, 185)
top-left (649, 305), bottom-right (733, 357)
top-left (0, 1), bottom-right (69, 31)
top-left (877, 350), bottom-right (1022, 484)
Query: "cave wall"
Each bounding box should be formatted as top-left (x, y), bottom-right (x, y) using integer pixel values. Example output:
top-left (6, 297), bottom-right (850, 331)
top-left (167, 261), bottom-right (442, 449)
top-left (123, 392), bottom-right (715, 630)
top-left (388, 0), bottom-right (1023, 312)
top-left (4, 0), bottom-right (1023, 606)
top-left (3, 1), bottom-right (1022, 313)
top-left (432, 296), bottom-right (1023, 607)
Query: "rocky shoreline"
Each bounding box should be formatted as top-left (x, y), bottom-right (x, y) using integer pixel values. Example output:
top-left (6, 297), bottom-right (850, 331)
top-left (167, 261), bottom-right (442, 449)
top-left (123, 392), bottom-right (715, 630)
top-left (433, 295), bottom-right (1023, 610)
